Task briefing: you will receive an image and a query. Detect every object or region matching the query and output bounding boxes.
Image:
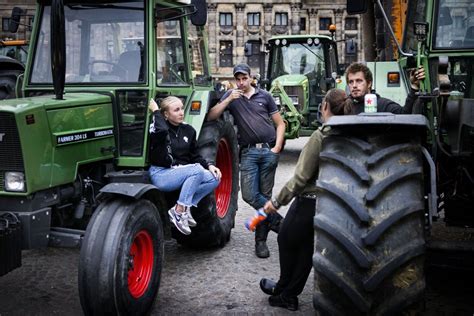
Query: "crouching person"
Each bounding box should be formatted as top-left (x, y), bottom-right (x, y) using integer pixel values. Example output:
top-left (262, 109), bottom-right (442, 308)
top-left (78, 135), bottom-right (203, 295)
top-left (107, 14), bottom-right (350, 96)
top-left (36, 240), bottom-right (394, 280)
top-left (148, 96), bottom-right (222, 235)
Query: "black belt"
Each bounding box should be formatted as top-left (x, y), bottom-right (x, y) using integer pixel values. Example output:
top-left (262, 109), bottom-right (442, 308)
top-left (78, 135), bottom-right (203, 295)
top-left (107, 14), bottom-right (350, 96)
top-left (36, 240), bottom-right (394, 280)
top-left (243, 142), bottom-right (274, 149)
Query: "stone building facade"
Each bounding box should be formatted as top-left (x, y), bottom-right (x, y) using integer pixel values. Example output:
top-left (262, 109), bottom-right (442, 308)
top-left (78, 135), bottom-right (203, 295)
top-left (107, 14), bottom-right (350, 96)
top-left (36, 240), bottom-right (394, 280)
top-left (207, 0), bottom-right (362, 78)
top-left (1, 0), bottom-right (363, 78)
top-left (1, 0), bottom-right (35, 41)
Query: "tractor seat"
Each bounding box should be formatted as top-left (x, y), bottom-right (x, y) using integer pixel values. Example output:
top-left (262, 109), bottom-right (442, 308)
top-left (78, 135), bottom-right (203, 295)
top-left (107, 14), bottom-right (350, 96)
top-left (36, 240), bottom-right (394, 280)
top-left (463, 26), bottom-right (474, 48)
top-left (112, 50), bottom-right (141, 82)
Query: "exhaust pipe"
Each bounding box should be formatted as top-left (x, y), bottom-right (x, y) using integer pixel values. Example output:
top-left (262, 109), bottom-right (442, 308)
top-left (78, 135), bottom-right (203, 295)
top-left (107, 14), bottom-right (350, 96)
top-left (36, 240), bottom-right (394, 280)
top-left (51, 0), bottom-right (65, 100)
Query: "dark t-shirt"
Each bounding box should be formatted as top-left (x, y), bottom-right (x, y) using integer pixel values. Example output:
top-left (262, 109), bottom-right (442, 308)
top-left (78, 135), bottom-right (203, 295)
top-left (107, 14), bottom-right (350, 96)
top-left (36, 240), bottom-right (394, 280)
top-left (220, 88), bottom-right (279, 146)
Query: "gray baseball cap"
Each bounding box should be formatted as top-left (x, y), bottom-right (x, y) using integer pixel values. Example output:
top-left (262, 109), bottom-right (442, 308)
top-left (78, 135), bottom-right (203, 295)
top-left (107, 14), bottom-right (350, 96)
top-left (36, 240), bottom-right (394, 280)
top-left (233, 63), bottom-right (251, 77)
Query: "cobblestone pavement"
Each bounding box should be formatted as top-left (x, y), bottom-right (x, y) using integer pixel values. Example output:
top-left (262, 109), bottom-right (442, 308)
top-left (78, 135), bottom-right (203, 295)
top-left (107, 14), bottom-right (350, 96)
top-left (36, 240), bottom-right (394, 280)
top-left (0, 138), bottom-right (473, 315)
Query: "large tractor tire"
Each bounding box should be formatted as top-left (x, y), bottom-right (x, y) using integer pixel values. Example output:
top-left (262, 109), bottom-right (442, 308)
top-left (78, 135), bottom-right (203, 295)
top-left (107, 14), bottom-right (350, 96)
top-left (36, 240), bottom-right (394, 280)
top-left (173, 111), bottom-right (239, 247)
top-left (0, 57), bottom-right (24, 100)
top-left (0, 69), bottom-right (21, 100)
top-left (313, 130), bottom-right (426, 315)
top-left (79, 198), bottom-right (164, 315)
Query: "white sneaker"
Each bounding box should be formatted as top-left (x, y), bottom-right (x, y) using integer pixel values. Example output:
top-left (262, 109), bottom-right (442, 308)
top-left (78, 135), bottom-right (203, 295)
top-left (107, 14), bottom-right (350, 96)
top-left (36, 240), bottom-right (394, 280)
top-left (186, 207), bottom-right (197, 227)
top-left (168, 207), bottom-right (191, 235)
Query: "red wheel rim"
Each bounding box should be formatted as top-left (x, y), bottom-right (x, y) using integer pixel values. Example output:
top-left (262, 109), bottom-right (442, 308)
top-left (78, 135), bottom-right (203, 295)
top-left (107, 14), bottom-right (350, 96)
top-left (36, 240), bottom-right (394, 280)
top-left (215, 138), bottom-right (232, 218)
top-left (128, 230), bottom-right (154, 298)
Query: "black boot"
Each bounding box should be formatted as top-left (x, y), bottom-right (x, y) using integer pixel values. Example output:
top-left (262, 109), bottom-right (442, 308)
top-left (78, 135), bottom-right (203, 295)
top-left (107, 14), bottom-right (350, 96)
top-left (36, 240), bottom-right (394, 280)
top-left (268, 212), bottom-right (283, 233)
top-left (255, 223), bottom-right (270, 258)
top-left (260, 278), bottom-right (282, 295)
top-left (268, 294), bottom-right (298, 311)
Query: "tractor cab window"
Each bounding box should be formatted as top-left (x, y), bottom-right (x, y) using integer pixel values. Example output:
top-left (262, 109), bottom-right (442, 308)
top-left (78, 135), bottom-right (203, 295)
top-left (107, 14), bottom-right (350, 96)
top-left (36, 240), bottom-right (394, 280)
top-left (270, 40), bottom-right (325, 81)
top-left (433, 0), bottom-right (474, 49)
top-left (156, 13), bottom-right (189, 86)
top-left (187, 23), bottom-right (211, 86)
top-left (30, 2), bottom-right (145, 84)
top-left (431, 57), bottom-right (474, 99)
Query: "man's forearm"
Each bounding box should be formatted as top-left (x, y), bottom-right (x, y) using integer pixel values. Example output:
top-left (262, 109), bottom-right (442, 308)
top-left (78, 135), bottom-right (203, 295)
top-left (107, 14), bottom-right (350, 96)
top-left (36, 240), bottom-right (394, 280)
top-left (207, 99), bottom-right (229, 121)
top-left (275, 122), bottom-right (285, 151)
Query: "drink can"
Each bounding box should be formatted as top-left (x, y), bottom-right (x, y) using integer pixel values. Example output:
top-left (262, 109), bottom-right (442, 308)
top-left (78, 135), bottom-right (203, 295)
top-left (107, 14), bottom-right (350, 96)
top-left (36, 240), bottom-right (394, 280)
top-left (364, 93), bottom-right (377, 113)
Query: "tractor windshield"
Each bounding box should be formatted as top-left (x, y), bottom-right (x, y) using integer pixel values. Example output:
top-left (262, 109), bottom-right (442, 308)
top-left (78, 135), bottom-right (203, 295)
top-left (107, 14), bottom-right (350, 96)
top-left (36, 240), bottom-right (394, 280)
top-left (270, 41), bottom-right (325, 79)
top-left (433, 0), bottom-right (474, 49)
top-left (30, 2), bottom-right (145, 84)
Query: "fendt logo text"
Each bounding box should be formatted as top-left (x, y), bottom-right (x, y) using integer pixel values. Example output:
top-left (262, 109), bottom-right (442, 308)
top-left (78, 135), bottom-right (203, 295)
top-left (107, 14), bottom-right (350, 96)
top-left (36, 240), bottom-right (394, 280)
top-left (0, 133), bottom-right (5, 142)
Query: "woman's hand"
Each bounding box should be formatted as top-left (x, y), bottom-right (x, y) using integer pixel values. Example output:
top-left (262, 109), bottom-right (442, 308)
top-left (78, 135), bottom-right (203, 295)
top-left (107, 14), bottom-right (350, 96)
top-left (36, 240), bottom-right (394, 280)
top-left (149, 98), bottom-right (159, 113)
top-left (263, 200), bottom-right (278, 214)
top-left (208, 165), bottom-right (222, 181)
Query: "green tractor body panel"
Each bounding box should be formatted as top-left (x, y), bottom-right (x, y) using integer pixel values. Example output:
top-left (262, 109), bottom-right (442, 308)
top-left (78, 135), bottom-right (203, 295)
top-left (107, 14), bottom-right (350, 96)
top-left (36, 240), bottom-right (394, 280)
top-left (264, 34), bottom-right (342, 139)
top-left (0, 0), bottom-right (228, 258)
top-left (366, 61), bottom-right (408, 106)
top-left (1, 93), bottom-right (114, 195)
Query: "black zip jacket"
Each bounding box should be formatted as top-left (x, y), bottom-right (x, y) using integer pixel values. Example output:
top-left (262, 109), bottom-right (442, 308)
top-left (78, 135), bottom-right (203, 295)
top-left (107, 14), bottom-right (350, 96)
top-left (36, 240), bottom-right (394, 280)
top-left (148, 110), bottom-right (210, 169)
top-left (350, 89), bottom-right (418, 114)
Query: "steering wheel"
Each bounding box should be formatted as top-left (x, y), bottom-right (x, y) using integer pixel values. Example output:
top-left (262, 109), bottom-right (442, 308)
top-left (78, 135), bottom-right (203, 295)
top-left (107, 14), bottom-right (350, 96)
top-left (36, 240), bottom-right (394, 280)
top-left (88, 60), bottom-right (127, 76)
top-left (168, 62), bottom-right (185, 82)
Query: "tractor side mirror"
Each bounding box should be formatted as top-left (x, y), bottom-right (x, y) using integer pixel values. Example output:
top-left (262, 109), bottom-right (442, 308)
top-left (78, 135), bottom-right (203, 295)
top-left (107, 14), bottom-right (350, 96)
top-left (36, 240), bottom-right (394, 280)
top-left (346, 0), bottom-right (368, 15)
top-left (191, 0), bottom-right (207, 26)
top-left (338, 64), bottom-right (346, 76)
top-left (9, 7), bottom-right (24, 33)
top-left (345, 39), bottom-right (356, 55)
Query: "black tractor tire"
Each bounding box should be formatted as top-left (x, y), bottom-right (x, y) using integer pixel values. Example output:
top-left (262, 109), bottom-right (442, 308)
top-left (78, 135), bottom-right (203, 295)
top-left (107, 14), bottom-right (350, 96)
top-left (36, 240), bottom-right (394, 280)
top-left (313, 130), bottom-right (426, 315)
top-left (0, 69), bottom-right (21, 100)
top-left (79, 198), bottom-right (164, 315)
top-left (173, 111), bottom-right (239, 247)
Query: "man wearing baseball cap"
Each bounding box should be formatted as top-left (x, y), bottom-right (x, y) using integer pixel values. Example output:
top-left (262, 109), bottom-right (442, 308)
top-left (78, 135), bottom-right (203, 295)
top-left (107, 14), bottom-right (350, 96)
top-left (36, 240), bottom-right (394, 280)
top-left (208, 63), bottom-right (285, 258)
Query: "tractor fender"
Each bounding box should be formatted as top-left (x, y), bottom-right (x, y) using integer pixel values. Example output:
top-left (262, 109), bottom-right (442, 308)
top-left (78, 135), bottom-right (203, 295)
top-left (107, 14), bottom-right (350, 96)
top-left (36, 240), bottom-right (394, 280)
top-left (325, 113), bottom-right (429, 128)
top-left (0, 56), bottom-right (24, 71)
top-left (99, 182), bottom-right (160, 199)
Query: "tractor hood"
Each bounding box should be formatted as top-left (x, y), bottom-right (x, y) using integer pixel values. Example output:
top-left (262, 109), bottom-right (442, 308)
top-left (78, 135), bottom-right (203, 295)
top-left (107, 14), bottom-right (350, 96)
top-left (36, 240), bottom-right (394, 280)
top-left (0, 93), bottom-right (112, 112)
top-left (0, 93), bottom-right (115, 195)
top-left (271, 74), bottom-right (308, 87)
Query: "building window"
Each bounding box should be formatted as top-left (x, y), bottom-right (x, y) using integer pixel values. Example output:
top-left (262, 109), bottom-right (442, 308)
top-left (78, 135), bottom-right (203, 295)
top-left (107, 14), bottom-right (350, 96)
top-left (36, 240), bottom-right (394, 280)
top-left (300, 17), bottom-right (306, 31)
top-left (319, 17), bottom-right (332, 31)
top-left (247, 13), bottom-right (260, 26)
top-left (219, 41), bottom-right (233, 67)
top-left (247, 40), bottom-right (261, 68)
top-left (164, 20), bottom-right (178, 28)
top-left (220, 13), bottom-right (233, 26)
top-left (28, 16), bottom-right (34, 31)
top-left (345, 36), bottom-right (358, 65)
top-left (453, 15), bottom-right (464, 29)
top-left (275, 13), bottom-right (288, 26)
top-left (345, 17), bottom-right (358, 30)
top-left (2, 18), bottom-right (11, 32)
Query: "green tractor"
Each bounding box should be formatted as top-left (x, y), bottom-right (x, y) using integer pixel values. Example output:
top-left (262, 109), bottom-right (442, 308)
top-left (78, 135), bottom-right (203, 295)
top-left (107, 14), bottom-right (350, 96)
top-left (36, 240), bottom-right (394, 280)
top-left (0, 0), bottom-right (239, 314)
top-left (247, 34), bottom-right (343, 139)
top-left (312, 0), bottom-right (474, 314)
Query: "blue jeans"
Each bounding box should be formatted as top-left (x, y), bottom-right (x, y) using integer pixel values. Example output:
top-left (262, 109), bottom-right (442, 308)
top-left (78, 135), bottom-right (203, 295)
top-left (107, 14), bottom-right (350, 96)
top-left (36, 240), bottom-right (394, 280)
top-left (149, 163), bottom-right (220, 207)
top-left (240, 147), bottom-right (279, 210)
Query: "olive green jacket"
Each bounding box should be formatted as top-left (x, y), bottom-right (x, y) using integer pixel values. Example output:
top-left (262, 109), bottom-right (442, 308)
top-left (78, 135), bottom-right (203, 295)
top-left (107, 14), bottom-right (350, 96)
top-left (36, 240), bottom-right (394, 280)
top-left (275, 127), bottom-right (324, 206)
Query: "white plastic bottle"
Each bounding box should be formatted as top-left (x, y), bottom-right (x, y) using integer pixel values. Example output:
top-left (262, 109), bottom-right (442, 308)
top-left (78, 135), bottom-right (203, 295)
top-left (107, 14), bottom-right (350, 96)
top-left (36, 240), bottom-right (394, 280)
top-left (364, 91), bottom-right (378, 113)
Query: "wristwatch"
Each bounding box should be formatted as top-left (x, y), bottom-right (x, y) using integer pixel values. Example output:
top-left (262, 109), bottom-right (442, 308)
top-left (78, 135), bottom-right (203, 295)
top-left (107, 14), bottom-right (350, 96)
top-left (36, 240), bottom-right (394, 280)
top-left (271, 197), bottom-right (281, 209)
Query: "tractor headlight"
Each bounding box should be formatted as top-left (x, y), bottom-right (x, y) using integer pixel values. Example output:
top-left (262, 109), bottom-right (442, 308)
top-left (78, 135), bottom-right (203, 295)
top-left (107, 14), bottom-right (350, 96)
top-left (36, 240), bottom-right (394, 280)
top-left (289, 95), bottom-right (299, 105)
top-left (5, 172), bottom-right (26, 192)
top-left (273, 96), bottom-right (281, 105)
